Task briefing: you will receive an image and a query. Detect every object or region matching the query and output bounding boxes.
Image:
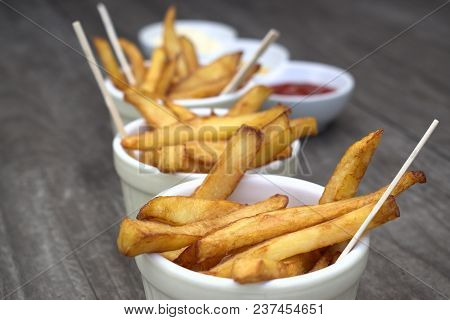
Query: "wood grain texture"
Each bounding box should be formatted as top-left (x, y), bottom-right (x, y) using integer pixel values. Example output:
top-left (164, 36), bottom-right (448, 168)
top-left (0, 0), bottom-right (448, 299)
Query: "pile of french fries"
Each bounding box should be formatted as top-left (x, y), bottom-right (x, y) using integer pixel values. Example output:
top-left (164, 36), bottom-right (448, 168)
top-left (117, 126), bottom-right (427, 283)
top-left (120, 85), bottom-right (317, 173)
top-left (94, 6), bottom-right (257, 99)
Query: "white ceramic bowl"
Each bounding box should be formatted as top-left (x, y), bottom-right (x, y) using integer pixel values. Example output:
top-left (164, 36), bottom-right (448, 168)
top-left (135, 174), bottom-right (370, 299)
top-left (256, 61), bottom-right (354, 131)
top-left (138, 20), bottom-right (237, 60)
top-left (105, 78), bottom-right (254, 128)
top-left (214, 38), bottom-right (289, 81)
top-left (113, 108), bottom-right (301, 214)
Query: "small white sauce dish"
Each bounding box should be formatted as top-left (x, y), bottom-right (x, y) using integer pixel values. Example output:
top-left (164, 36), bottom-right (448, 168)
top-left (138, 20), bottom-right (238, 60)
top-left (135, 175), bottom-right (369, 299)
top-left (256, 60), bottom-right (355, 131)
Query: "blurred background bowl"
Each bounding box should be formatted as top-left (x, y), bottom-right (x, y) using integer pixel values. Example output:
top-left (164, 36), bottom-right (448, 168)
top-left (257, 60), bottom-right (354, 131)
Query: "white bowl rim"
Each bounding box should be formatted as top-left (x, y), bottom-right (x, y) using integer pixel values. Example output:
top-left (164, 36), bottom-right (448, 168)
top-left (104, 77), bottom-right (254, 107)
top-left (113, 110), bottom-right (301, 177)
top-left (136, 175), bottom-right (369, 291)
top-left (261, 60), bottom-right (355, 103)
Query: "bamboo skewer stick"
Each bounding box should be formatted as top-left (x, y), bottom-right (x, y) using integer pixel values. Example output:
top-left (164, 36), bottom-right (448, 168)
top-left (97, 3), bottom-right (136, 85)
top-left (73, 21), bottom-right (126, 136)
top-left (221, 29), bottom-right (279, 94)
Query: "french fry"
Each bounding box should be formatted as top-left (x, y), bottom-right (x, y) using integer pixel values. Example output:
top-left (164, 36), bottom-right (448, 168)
top-left (319, 129), bottom-right (383, 204)
top-left (162, 5), bottom-right (189, 79)
top-left (156, 57), bottom-right (177, 96)
top-left (170, 51), bottom-right (242, 94)
top-left (309, 248), bottom-right (341, 272)
top-left (252, 116), bottom-right (313, 168)
top-left (124, 89), bottom-right (178, 128)
top-left (231, 258), bottom-right (288, 283)
top-left (156, 144), bottom-right (211, 173)
top-left (237, 63), bottom-right (261, 89)
top-left (161, 247), bottom-right (186, 261)
top-left (118, 38), bottom-right (146, 84)
top-left (181, 171), bottom-right (423, 268)
top-left (139, 149), bottom-right (159, 166)
top-left (317, 129), bottom-right (382, 263)
top-left (274, 146), bottom-right (292, 161)
top-left (228, 85), bottom-right (273, 116)
top-left (179, 36), bottom-right (198, 73)
top-left (138, 196), bottom-right (245, 225)
top-left (117, 194), bottom-right (288, 256)
top-left (121, 105), bottom-right (289, 150)
top-left (93, 36), bottom-right (127, 89)
top-left (289, 117), bottom-right (318, 138)
top-left (185, 140), bottom-right (227, 165)
top-left (192, 126), bottom-right (263, 200)
top-left (231, 250), bottom-right (322, 283)
top-left (209, 197), bottom-right (399, 278)
top-left (168, 76), bottom-right (232, 99)
top-left (141, 47), bottom-right (167, 93)
top-left (163, 99), bottom-right (197, 122)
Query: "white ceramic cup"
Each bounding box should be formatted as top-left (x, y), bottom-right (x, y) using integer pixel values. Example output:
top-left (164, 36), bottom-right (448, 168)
top-left (113, 108), bottom-right (301, 215)
top-left (135, 174), bottom-right (369, 299)
top-left (256, 60), bottom-right (355, 131)
top-left (105, 78), bottom-right (254, 129)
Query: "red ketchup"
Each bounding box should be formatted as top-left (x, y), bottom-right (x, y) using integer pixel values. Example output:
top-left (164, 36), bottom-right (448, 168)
top-left (270, 82), bottom-right (335, 96)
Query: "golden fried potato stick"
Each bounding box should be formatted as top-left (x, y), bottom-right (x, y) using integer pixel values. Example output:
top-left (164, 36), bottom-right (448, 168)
top-left (156, 57), bottom-right (177, 96)
top-left (93, 36), bottom-right (127, 90)
top-left (163, 99), bottom-right (197, 122)
top-left (180, 171), bottom-right (423, 268)
top-left (121, 105), bottom-right (289, 150)
top-left (169, 51), bottom-right (242, 94)
top-left (185, 140), bottom-right (227, 165)
top-left (117, 194), bottom-right (288, 256)
top-left (162, 5), bottom-right (189, 79)
top-left (317, 129), bottom-right (382, 263)
top-left (179, 36), bottom-right (199, 73)
top-left (169, 76), bottom-right (233, 99)
top-left (228, 85), bottom-right (273, 116)
top-left (124, 89), bottom-right (178, 128)
top-left (309, 248), bottom-right (341, 272)
top-left (141, 47), bottom-right (167, 93)
top-left (289, 117), bottom-right (318, 137)
top-left (237, 63), bottom-right (261, 89)
top-left (138, 196), bottom-right (245, 225)
top-left (118, 38), bottom-right (145, 84)
top-left (192, 125), bottom-right (263, 200)
top-left (209, 197), bottom-right (399, 278)
top-left (231, 250), bottom-right (322, 283)
top-left (139, 149), bottom-right (159, 166)
top-left (161, 247), bottom-right (187, 261)
top-left (319, 129), bottom-right (383, 204)
top-left (251, 116), bottom-right (316, 168)
top-left (156, 145), bottom-right (212, 173)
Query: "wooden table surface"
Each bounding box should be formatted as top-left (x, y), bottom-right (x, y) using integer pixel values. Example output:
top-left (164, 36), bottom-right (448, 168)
top-left (0, 0), bottom-right (449, 300)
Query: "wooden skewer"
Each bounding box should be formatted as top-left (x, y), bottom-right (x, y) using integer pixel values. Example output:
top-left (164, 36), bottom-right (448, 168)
top-left (336, 119), bottom-right (439, 262)
top-left (97, 2), bottom-right (136, 85)
top-left (221, 29), bottom-right (280, 94)
top-left (73, 21), bottom-right (126, 136)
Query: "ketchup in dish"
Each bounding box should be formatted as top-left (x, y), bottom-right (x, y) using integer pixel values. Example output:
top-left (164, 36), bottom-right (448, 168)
top-left (270, 83), bottom-right (335, 96)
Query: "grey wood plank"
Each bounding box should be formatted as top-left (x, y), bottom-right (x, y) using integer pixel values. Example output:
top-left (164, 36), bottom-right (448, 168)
top-left (0, 0), bottom-right (448, 300)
